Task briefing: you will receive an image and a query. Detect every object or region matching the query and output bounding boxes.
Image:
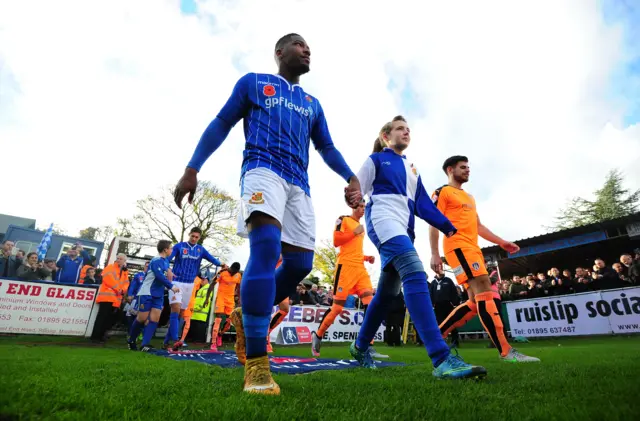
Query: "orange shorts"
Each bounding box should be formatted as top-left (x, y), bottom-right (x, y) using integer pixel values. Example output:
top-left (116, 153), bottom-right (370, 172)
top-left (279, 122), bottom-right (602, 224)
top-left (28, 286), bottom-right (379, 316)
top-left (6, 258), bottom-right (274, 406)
top-left (215, 293), bottom-right (235, 316)
top-left (445, 247), bottom-right (488, 285)
top-left (333, 263), bottom-right (373, 301)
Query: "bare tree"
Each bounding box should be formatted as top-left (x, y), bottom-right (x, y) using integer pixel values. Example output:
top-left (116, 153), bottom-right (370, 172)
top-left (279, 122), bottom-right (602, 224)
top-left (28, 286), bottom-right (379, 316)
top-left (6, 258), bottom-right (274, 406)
top-left (119, 181), bottom-right (243, 260)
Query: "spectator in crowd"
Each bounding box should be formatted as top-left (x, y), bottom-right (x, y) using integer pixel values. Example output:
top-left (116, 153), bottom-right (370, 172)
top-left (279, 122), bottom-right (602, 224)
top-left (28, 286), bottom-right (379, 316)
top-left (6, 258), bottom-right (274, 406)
top-left (17, 252), bottom-right (52, 281)
top-left (56, 244), bottom-right (92, 284)
top-left (290, 284), bottom-right (317, 305)
top-left (79, 255), bottom-right (97, 283)
top-left (316, 285), bottom-right (330, 306)
top-left (572, 267), bottom-right (591, 293)
top-left (535, 272), bottom-right (550, 293)
top-left (1, 240), bottom-right (21, 278)
top-left (42, 259), bottom-right (57, 281)
top-left (592, 258), bottom-right (621, 290)
top-left (562, 269), bottom-right (573, 280)
top-left (325, 288), bottom-right (334, 306)
top-left (91, 253), bottom-right (129, 343)
top-left (509, 275), bottom-right (527, 299)
top-left (82, 267), bottom-right (97, 285)
top-left (16, 250), bottom-right (26, 260)
top-left (309, 284), bottom-right (322, 306)
top-left (428, 271), bottom-right (460, 347)
top-left (620, 254), bottom-right (640, 285)
top-left (526, 277), bottom-right (545, 299)
top-left (549, 267), bottom-right (571, 295)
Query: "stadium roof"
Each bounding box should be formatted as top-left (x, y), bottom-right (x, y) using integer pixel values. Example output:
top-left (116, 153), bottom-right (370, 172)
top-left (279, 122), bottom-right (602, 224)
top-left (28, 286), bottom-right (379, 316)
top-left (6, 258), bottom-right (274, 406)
top-left (0, 213), bottom-right (36, 235)
top-left (482, 211), bottom-right (640, 257)
top-left (481, 212), bottom-right (640, 278)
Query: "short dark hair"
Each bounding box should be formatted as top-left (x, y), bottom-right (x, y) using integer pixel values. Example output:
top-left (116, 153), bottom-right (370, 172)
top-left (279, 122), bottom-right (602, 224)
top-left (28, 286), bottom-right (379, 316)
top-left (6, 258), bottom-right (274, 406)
top-left (190, 227), bottom-right (202, 235)
top-left (231, 262), bottom-right (241, 271)
top-left (442, 155), bottom-right (468, 174)
top-left (275, 33), bottom-right (301, 52)
top-left (26, 252), bottom-right (37, 260)
top-left (157, 240), bottom-right (172, 253)
top-left (373, 115), bottom-right (407, 153)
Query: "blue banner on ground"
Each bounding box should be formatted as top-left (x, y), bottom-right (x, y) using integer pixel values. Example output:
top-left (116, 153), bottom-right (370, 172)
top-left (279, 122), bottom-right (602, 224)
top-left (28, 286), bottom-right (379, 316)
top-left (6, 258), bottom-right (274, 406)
top-left (150, 349), bottom-right (405, 374)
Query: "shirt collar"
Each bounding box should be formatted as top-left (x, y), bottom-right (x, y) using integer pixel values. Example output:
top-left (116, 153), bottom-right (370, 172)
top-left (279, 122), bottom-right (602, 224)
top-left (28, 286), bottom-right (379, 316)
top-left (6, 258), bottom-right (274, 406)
top-left (382, 147), bottom-right (406, 159)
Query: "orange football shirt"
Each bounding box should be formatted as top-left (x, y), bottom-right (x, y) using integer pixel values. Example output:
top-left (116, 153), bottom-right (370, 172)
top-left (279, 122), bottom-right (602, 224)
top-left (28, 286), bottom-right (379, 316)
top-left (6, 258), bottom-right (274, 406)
top-left (334, 216), bottom-right (365, 265)
top-left (217, 271), bottom-right (241, 296)
top-left (432, 185), bottom-right (479, 253)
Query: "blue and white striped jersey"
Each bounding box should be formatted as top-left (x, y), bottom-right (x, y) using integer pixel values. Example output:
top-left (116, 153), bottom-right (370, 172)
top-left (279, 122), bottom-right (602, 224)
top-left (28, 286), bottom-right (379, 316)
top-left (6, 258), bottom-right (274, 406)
top-left (357, 148), bottom-right (456, 267)
top-left (137, 256), bottom-right (173, 298)
top-left (168, 242), bottom-right (220, 284)
top-left (217, 73), bottom-right (335, 196)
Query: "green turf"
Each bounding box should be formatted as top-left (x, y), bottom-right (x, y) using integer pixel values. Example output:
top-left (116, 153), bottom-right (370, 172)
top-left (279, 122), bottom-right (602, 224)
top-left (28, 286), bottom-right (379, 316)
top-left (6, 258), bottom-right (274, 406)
top-left (1, 335), bottom-right (639, 420)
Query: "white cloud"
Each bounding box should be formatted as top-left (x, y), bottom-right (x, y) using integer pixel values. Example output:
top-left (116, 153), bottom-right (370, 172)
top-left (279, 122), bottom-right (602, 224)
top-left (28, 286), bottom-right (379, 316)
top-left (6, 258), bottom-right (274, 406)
top-left (1, 0), bottom-right (638, 281)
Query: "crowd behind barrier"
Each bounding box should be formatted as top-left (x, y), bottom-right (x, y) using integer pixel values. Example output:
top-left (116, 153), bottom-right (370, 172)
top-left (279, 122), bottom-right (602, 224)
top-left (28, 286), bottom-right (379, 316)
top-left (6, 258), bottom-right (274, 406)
top-left (2, 238), bottom-right (639, 345)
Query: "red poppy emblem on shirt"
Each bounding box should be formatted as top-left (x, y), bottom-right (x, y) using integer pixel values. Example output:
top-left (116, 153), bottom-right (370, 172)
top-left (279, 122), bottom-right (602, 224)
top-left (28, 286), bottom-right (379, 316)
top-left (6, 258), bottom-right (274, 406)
top-left (182, 249), bottom-right (188, 255)
top-left (263, 85), bottom-right (276, 97)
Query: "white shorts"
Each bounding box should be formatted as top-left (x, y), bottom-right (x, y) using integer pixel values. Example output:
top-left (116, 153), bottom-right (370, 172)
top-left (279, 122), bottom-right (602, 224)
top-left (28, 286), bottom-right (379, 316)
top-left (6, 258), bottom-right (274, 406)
top-left (237, 167), bottom-right (316, 250)
top-left (168, 281), bottom-right (195, 310)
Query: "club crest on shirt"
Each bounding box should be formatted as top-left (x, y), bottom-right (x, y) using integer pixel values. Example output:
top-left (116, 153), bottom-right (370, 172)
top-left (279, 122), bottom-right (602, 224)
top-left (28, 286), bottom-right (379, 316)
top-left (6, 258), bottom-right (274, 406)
top-left (249, 192), bottom-right (265, 204)
top-left (472, 262), bottom-right (480, 271)
top-left (305, 95), bottom-right (313, 103)
top-left (182, 249), bottom-right (188, 255)
top-left (410, 163), bottom-right (418, 176)
top-left (263, 85), bottom-right (276, 97)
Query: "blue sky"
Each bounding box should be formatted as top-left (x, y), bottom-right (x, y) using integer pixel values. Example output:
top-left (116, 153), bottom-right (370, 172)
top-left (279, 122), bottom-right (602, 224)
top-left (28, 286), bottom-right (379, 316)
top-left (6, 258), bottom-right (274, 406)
top-left (180, 0), bottom-right (197, 15)
top-left (599, 0), bottom-right (639, 125)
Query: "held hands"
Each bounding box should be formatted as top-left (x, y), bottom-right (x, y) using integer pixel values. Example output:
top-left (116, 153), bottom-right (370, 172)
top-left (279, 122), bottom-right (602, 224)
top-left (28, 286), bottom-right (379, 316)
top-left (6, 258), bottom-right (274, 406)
top-left (174, 168), bottom-right (198, 209)
top-left (365, 256), bottom-right (375, 264)
top-left (344, 176), bottom-right (362, 209)
top-left (171, 285), bottom-right (180, 294)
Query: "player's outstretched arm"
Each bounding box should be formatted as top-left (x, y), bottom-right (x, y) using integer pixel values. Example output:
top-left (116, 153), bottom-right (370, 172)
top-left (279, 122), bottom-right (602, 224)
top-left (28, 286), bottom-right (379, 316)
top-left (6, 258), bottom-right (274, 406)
top-left (174, 74), bottom-right (252, 209)
top-left (415, 176), bottom-right (457, 236)
top-left (202, 248), bottom-right (223, 268)
top-left (477, 215), bottom-right (520, 253)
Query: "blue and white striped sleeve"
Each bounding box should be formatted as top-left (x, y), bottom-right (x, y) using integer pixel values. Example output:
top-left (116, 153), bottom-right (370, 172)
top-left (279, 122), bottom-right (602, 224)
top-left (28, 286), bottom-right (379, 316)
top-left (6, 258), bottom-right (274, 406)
top-left (415, 175), bottom-right (457, 236)
top-left (356, 156), bottom-right (376, 199)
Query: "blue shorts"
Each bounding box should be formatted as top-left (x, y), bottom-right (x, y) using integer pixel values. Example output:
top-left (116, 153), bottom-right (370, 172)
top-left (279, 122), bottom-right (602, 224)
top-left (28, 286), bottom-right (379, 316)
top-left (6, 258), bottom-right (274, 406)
top-left (137, 295), bottom-right (163, 311)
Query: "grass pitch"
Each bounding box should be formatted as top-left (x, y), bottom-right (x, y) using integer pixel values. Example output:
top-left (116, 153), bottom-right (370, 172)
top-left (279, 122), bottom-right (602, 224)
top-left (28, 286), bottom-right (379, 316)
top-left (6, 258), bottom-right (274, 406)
top-left (1, 335), bottom-right (638, 420)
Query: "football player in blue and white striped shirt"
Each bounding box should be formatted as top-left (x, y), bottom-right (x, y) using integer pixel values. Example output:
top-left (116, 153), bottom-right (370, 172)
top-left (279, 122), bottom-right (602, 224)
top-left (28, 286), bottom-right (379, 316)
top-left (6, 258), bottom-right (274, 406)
top-left (349, 115), bottom-right (487, 380)
top-left (165, 227), bottom-right (226, 351)
top-left (174, 33), bottom-right (361, 395)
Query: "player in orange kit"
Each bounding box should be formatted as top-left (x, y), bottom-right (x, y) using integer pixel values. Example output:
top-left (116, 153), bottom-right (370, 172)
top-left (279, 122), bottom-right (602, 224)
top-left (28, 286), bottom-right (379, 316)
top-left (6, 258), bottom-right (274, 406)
top-left (429, 156), bottom-right (539, 362)
top-left (210, 262), bottom-right (242, 351)
top-left (311, 200), bottom-right (386, 358)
